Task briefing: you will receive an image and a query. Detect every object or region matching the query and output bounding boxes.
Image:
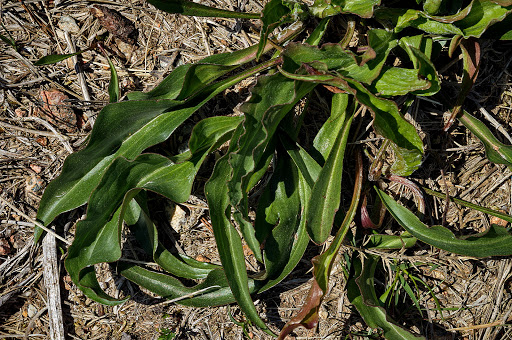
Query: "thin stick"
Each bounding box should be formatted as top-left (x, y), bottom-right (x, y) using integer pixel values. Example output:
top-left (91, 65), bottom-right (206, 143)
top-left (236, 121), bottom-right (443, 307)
top-left (0, 196), bottom-right (71, 245)
top-left (446, 320), bottom-right (506, 332)
top-left (0, 121), bottom-right (70, 138)
top-left (63, 30), bottom-right (94, 127)
top-left (19, 117), bottom-right (73, 153)
top-left (440, 169), bottom-right (450, 226)
top-left (474, 102), bottom-right (512, 144)
top-left (42, 234), bottom-right (65, 340)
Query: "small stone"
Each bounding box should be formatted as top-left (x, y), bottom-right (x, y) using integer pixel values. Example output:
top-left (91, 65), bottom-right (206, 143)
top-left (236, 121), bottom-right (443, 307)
top-left (29, 164), bottom-right (42, 173)
top-left (168, 204), bottom-right (187, 233)
top-left (195, 254), bottom-right (211, 263)
top-left (120, 332), bottom-right (132, 340)
top-left (26, 175), bottom-right (44, 193)
top-left (27, 304), bottom-right (37, 318)
top-left (58, 15), bottom-right (80, 34)
top-left (36, 137), bottom-right (48, 146)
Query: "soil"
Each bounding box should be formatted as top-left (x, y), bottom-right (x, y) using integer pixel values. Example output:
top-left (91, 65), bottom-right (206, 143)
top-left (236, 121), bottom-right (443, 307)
top-left (0, 1), bottom-right (511, 339)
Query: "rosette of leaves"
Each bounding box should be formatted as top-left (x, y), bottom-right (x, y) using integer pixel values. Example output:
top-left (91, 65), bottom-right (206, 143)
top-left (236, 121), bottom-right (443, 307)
top-left (35, 0), bottom-right (512, 338)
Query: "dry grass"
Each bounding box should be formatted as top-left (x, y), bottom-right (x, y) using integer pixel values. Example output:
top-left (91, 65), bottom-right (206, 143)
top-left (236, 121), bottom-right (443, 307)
top-left (0, 0), bottom-right (511, 339)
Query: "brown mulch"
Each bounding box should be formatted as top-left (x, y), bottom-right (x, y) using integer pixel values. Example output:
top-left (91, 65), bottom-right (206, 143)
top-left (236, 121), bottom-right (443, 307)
top-left (0, 1), bottom-right (511, 339)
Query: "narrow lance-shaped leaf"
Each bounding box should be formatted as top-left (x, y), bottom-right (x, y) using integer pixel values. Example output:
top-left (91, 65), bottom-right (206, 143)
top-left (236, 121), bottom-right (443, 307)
top-left (98, 44), bottom-right (120, 103)
top-left (312, 93), bottom-right (350, 164)
top-left (106, 53), bottom-right (119, 103)
top-left (278, 150), bottom-right (363, 339)
top-left (34, 48), bottom-right (90, 66)
top-left (423, 186), bottom-right (512, 223)
top-left (119, 263), bottom-right (262, 307)
top-left (306, 96), bottom-right (355, 244)
top-left (205, 149), bottom-right (275, 335)
top-left (257, 164), bottom-right (310, 292)
top-left (347, 255), bottom-right (426, 340)
top-left (458, 110), bottom-right (512, 168)
top-left (377, 188), bottom-right (512, 257)
top-left (148, 0), bottom-right (259, 19)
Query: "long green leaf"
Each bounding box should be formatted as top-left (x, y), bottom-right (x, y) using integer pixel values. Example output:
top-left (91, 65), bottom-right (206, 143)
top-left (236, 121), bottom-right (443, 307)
top-left (205, 152), bottom-right (273, 334)
top-left (34, 49), bottom-right (88, 66)
top-left (378, 189), bottom-right (512, 257)
top-left (257, 167), bottom-right (310, 292)
top-left (119, 264), bottom-right (259, 307)
top-left (105, 52), bottom-right (119, 103)
top-left (255, 151), bottom-right (301, 281)
top-left (148, 0), bottom-right (259, 19)
top-left (423, 187), bottom-right (512, 223)
top-left (306, 97), bottom-right (355, 244)
top-left (458, 110), bottom-right (512, 168)
top-left (312, 93), bottom-right (350, 164)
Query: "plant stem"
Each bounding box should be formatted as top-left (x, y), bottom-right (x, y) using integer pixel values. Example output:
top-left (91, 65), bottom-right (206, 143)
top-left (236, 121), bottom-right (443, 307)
top-left (423, 187), bottom-right (512, 223)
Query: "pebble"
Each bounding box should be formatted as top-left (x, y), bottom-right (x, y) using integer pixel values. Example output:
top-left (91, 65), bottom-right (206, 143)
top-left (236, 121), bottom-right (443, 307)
top-left (58, 15), bottom-right (80, 34)
top-left (27, 304), bottom-right (37, 318)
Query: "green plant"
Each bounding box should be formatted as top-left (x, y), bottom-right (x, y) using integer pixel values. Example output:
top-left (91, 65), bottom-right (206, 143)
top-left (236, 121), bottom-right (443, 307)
top-left (35, 0), bottom-right (512, 338)
top-left (157, 328), bottom-right (176, 340)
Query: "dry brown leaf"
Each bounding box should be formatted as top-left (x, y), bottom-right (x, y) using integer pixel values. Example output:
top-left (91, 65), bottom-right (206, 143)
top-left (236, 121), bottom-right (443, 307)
top-left (90, 5), bottom-right (137, 44)
top-left (36, 89), bottom-right (77, 132)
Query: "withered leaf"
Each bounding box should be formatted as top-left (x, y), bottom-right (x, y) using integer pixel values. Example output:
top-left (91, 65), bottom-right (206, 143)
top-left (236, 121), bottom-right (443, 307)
top-left (90, 5), bottom-right (137, 44)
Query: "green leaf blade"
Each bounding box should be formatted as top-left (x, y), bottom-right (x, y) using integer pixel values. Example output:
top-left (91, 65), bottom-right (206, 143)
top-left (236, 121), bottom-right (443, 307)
top-left (378, 189), bottom-right (512, 257)
top-left (148, 0), bottom-right (259, 19)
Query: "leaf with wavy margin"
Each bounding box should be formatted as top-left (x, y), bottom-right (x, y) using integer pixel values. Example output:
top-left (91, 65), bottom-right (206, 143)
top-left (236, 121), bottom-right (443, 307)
top-left (378, 189), bottom-right (512, 257)
top-left (36, 56), bottom-right (278, 241)
top-left (64, 116), bottom-right (240, 304)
